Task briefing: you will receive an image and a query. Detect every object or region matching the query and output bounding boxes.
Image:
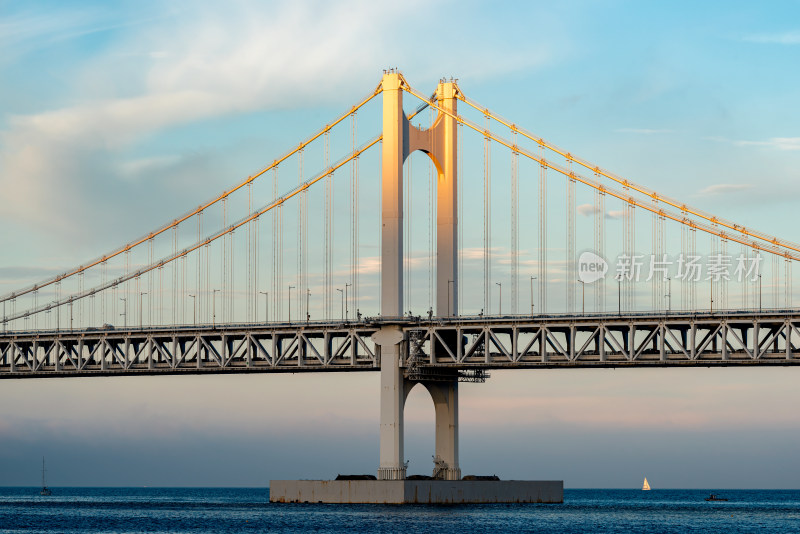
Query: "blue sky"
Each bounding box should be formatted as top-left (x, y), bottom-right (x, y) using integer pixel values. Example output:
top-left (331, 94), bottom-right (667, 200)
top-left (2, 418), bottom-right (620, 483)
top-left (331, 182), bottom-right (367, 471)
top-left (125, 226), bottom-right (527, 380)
top-left (2, 0), bottom-right (800, 488)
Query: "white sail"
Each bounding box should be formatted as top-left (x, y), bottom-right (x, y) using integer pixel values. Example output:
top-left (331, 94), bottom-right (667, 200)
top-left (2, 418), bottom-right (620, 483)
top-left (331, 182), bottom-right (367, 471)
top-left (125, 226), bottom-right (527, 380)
top-left (642, 477), bottom-right (650, 491)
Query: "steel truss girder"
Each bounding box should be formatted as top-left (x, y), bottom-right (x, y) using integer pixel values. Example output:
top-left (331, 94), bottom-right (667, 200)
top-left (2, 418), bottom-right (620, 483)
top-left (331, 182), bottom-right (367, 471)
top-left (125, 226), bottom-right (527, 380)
top-left (0, 325), bottom-right (378, 378)
top-left (399, 314), bottom-right (800, 368)
top-left (3, 313), bottom-right (800, 378)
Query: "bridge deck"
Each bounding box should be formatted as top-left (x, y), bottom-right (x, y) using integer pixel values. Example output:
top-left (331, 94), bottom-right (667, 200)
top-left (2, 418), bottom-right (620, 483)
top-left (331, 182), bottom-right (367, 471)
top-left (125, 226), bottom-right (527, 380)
top-left (2, 311), bottom-right (799, 378)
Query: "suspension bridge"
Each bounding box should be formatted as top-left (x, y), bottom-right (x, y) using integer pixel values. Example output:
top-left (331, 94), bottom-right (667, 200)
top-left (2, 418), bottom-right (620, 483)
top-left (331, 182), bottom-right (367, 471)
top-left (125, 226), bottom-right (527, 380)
top-left (2, 71), bottom-right (799, 490)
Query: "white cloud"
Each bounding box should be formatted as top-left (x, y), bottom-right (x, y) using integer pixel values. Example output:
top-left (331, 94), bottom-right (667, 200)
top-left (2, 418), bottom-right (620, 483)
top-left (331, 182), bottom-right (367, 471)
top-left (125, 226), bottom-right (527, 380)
top-left (696, 184), bottom-right (753, 196)
top-left (0, 0), bottom-right (557, 250)
top-left (744, 31), bottom-right (800, 45)
top-left (706, 136), bottom-right (800, 151)
top-left (614, 128), bottom-right (673, 135)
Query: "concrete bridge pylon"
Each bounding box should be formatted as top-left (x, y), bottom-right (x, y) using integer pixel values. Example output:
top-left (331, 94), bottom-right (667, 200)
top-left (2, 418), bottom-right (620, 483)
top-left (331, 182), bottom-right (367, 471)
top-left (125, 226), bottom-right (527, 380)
top-left (375, 71), bottom-right (461, 481)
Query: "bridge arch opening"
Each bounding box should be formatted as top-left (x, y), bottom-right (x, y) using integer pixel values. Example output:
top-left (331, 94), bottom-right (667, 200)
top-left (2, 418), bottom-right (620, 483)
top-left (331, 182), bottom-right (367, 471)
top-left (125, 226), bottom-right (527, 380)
top-left (402, 382), bottom-right (436, 476)
top-left (401, 151), bottom-right (442, 314)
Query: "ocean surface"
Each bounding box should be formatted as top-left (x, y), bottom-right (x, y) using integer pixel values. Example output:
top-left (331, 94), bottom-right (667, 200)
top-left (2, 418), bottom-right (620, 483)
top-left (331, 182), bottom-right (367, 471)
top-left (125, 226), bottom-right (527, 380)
top-left (1, 487), bottom-right (798, 533)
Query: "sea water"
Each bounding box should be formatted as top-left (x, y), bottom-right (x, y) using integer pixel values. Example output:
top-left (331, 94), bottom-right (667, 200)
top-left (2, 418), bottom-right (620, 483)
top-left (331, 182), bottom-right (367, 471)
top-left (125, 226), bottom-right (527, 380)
top-left (1, 487), bottom-right (798, 533)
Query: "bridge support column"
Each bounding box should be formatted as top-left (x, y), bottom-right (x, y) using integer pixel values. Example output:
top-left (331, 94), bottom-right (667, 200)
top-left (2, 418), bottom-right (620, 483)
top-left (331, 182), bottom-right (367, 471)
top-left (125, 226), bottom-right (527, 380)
top-left (424, 380), bottom-right (461, 480)
top-left (376, 327), bottom-right (407, 480)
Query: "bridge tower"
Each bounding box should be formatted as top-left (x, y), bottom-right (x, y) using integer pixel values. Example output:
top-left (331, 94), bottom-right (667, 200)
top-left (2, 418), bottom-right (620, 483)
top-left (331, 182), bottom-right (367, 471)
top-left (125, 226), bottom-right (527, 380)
top-left (375, 71), bottom-right (460, 481)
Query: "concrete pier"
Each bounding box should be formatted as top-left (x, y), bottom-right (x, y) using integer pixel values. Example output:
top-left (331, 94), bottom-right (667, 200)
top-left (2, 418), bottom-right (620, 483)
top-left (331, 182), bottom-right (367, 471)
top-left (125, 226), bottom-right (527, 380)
top-left (269, 480), bottom-right (563, 504)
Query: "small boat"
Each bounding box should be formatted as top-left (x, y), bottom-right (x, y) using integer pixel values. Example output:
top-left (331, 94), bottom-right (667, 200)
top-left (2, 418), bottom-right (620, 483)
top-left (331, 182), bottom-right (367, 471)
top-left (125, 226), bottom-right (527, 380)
top-left (705, 493), bottom-right (728, 502)
top-left (642, 477), bottom-right (651, 491)
top-left (39, 457), bottom-right (51, 496)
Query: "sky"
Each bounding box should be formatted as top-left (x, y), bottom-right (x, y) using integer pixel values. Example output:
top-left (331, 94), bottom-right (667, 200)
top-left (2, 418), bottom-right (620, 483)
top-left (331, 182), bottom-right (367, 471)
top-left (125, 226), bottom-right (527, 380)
top-left (2, 0), bottom-right (800, 488)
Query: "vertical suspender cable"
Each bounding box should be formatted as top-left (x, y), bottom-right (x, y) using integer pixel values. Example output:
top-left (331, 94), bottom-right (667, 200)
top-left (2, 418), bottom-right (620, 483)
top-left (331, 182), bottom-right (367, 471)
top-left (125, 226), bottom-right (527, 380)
top-left (274, 167), bottom-right (282, 321)
top-left (230, 228), bottom-right (235, 323)
top-left (296, 152), bottom-right (301, 321)
top-left (351, 112), bottom-right (359, 316)
top-left (405, 147), bottom-right (412, 311)
top-left (101, 261), bottom-right (106, 324)
top-left (173, 226), bottom-right (178, 324)
top-left (247, 183), bottom-right (252, 322)
top-left (741, 244), bottom-right (748, 310)
top-left (785, 256), bottom-right (791, 308)
top-left (538, 145), bottom-right (546, 313)
top-left (630, 205), bottom-right (636, 311)
top-left (566, 159), bottom-right (575, 314)
top-left (158, 265), bottom-right (163, 325)
top-left (254, 206), bottom-right (260, 322)
top-left (483, 114), bottom-right (491, 314)
top-left (458, 122), bottom-right (464, 314)
top-left (651, 207), bottom-right (656, 311)
top-left (354, 112), bottom-right (359, 314)
top-left (378, 138), bottom-right (382, 315)
top-left (429, 105), bottom-right (434, 313)
top-left (197, 211), bottom-right (202, 321)
top-left (773, 253), bottom-right (779, 309)
top-left (222, 198), bottom-right (227, 323)
top-left (149, 237), bottom-right (154, 324)
top-left (324, 130), bottom-right (331, 320)
top-left (598, 187), bottom-right (605, 312)
top-left (691, 227), bottom-right (696, 311)
top-left (511, 134), bottom-right (518, 315)
top-left (721, 238), bottom-right (728, 310)
top-left (298, 148), bottom-right (304, 320)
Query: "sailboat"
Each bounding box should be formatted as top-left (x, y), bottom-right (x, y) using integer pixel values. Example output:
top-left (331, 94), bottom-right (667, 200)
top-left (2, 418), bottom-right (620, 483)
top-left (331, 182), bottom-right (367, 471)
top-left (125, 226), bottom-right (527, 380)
top-left (642, 477), bottom-right (651, 491)
top-left (39, 457), bottom-right (51, 496)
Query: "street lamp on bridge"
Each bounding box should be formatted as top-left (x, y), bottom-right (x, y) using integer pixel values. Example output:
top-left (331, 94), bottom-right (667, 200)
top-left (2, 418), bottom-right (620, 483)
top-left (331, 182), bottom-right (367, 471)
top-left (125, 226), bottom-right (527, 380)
top-left (530, 276), bottom-right (537, 316)
top-left (288, 286), bottom-right (295, 323)
top-left (188, 294), bottom-right (196, 325)
top-left (337, 288), bottom-right (344, 321)
top-left (120, 297), bottom-right (127, 328)
top-left (758, 274), bottom-right (762, 313)
top-left (345, 283), bottom-right (351, 322)
top-left (495, 282), bottom-right (502, 315)
top-left (212, 289), bottom-right (220, 327)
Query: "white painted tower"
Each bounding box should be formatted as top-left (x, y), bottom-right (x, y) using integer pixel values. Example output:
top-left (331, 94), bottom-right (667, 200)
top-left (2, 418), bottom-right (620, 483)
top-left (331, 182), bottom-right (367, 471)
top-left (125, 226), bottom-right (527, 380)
top-left (375, 71), bottom-right (461, 481)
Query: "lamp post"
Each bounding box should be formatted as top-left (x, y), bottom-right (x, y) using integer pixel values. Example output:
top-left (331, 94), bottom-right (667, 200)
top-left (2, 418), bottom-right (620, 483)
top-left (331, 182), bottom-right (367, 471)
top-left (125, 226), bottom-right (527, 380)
top-left (758, 274), bottom-right (762, 312)
top-left (69, 301), bottom-right (74, 332)
top-left (139, 292), bottom-right (147, 328)
top-left (188, 294), bottom-right (196, 325)
top-left (306, 288), bottom-right (311, 323)
top-left (665, 277), bottom-right (671, 313)
top-left (616, 275), bottom-right (622, 315)
top-left (578, 280), bottom-right (585, 315)
top-left (345, 283), bottom-right (352, 321)
top-left (496, 282), bottom-right (502, 315)
top-left (120, 297), bottom-right (127, 328)
top-left (288, 285), bottom-right (295, 323)
top-left (337, 288), bottom-right (344, 321)
top-left (530, 276), bottom-right (537, 315)
top-left (259, 291), bottom-right (269, 323)
top-left (212, 289), bottom-right (220, 327)
top-left (710, 280), bottom-right (714, 314)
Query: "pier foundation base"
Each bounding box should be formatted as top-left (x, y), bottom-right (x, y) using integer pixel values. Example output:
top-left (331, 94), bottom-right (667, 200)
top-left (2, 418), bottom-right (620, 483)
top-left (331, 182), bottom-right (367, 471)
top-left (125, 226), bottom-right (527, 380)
top-left (269, 479), bottom-right (563, 504)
